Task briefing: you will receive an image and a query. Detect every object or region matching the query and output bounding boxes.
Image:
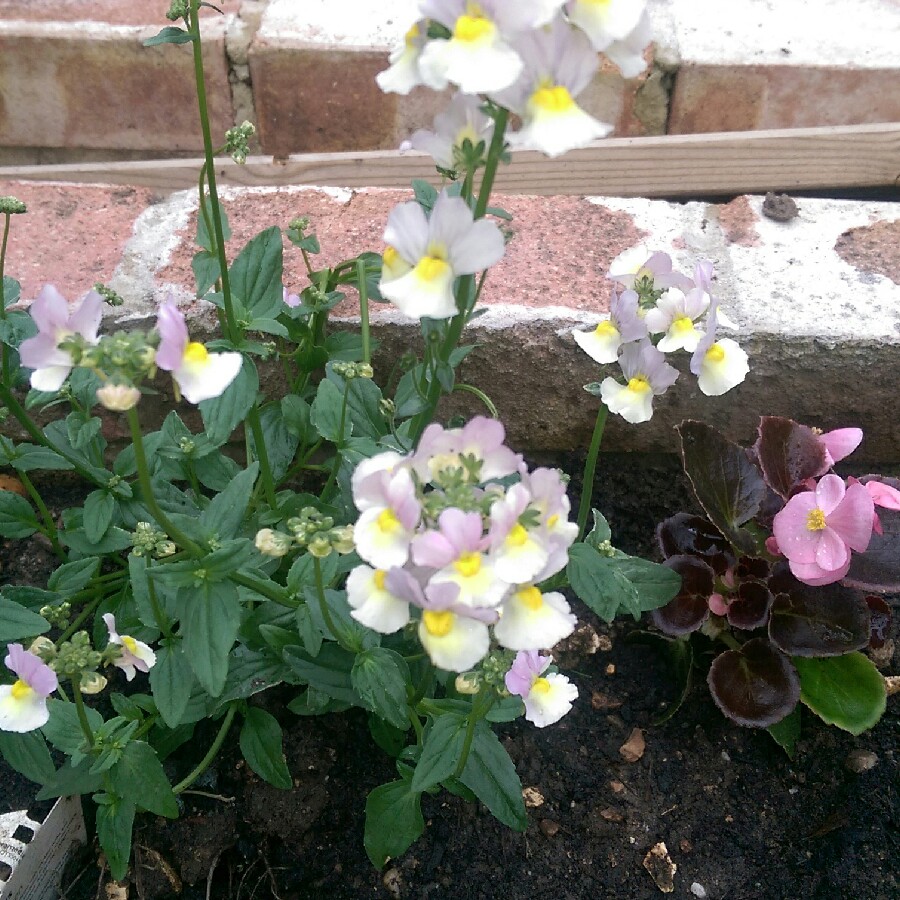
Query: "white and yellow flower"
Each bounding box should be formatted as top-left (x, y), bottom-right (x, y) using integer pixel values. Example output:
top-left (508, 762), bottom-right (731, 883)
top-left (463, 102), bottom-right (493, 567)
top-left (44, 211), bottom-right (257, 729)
top-left (346, 565), bottom-right (411, 633)
top-left (505, 650), bottom-right (577, 727)
top-left (376, 19), bottom-right (429, 94)
top-left (600, 339), bottom-right (679, 424)
top-left (352, 467), bottom-right (421, 570)
top-left (494, 585), bottom-right (577, 651)
top-left (690, 301), bottom-right (749, 396)
top-left (0, 643), bottom-right (58, 733)
top-left (103, 614), bottom-right (156, 681)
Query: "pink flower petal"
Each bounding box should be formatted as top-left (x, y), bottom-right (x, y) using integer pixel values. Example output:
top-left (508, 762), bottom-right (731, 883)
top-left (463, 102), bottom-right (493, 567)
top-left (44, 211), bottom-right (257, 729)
top-left (866, 481), bottom-right (900, 511)
top-left (814, 527), bottom-right (849, 572)
top-left (789, 556), bottom-right (850, 586)
top-left (772, 491), bottom-right (821, 564)
top-left (814, 474), bottom-right (846, 516)
top-left (819, 428), bottom-right (863, 468)
top-left (825, 482), bottom-right (874, 552)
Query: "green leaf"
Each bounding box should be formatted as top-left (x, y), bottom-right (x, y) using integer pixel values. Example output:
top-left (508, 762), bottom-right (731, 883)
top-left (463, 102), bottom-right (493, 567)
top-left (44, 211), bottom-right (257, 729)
top-left (364, 779), bottom-right (424, 868)
top-left (48, 556), bottom-right (99, 595)
top-left (304, 587), bottom-right (377, 653)
top-left (229, 226), bottom-right (284, 320)
top-left (215, 647), bottom-right (287, 706)
top-left (196, 195), bottom-right (231, 252)
top-left (459, 721), bottom-right (527, 830)
top-left (767, 704), bottom-right (801, 758)
top-left (0, 594), bottom-right (50, 641)
top-left (0, 310), bottom-right (36, 347)
top-left (411, 713), bottom-right (466, 792)
top-left (311, 378), bottom-right (349, 443)
top-left (248, 403), bottom-right (299, 482)
top-left (59, 525), bottom-right (132, 556)
top-left (412, 179), bottom-right (438, 212)
top-left (199, 462), bottom-right (258, 540)
top-left (108, 741), bottom-right (178, 817)
top-left (352, 648), bottom-right (410, 730)
top-left (294, 604), bottom-right (323, 657)
top-left (342, 376), bottom-right (388, 440)
top-left (281, 394), bottom-right (313, 443)
top-left (192, 249), bottom-right (221, 296)
top-left (608, 555), bottom-right (682, 612)
top-left (95, 794), bottom-right (135, 881)
top-left (0, 730), bottom-right (55, 784)
top-left (149, 640), bottom-right (195, 728)
top-left (583, 510), bottom-right (612, 548)
top-left (199, 358), bottom-right (259, 446)
top-left (43, 699), bottom-right (103, 755)
top-left (283, 643), bottom-right (358, 705)
top-left (794, 653), bottom-right (887, 736)
top-left (566, 542), bottom-right (640, 622)
top-left (287, 552), bottom-right (339, 594)
top-left (12, 444), bottom-right (75, 472)
top-left (240, 707), bottom-right (292, 789)
top-left (182, 581), bottom-right (240, 696)
top-left (36, 757), bottom-right (102, 800)
top-left (0, 490), bottom-right (38, 538)
top-left (143, 25), bottom-right (195, 45)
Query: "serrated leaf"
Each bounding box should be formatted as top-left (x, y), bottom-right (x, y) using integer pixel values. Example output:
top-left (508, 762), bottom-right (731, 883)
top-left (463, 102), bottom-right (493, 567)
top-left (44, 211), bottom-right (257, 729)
top-left (240, 707), bottom-right (292, 789)
top-left (36, 757), bottom-right (102, 800)
top-left (459, 721), bottom-right (527, 830)
top-left (0, 490), bottom-right (39, 538)
top-left (182, 581), bottom-right (240, 696)
top-left (0, 594), bottom-right (51, 641)
top-left (229, 226), bottom-right (284, 320)
top-left (794, 652), bottom-right (886, 735)
top-left (566, 542), bottom-right (640, 622)
top-left (311, 378), bottom-right (349, 443)
top-left (149, 640), bottom-right (195, 728)
top-left (95, 794), bottom-right (135, 881)
top-left (0, 730), bottom-right (55, 784)
top-left (352, 648), bottom-right (410, 730)
top-left (411, 713), bottom-right (466, 792)
top-left (48, 556), bottom-right (100, 594)
top-left (198, 462), bottom-right (258, 540)
top-left (42, 699), bottom-right (103, 756)
top-left (108, 741), bottom-right (178, 817)
top-left (754, 416), bottom-right (827, 498)
top-left (199, 358), bottom-right (259, 446)
top-left (364, 779), bottom-right (424, 868)
top-left (283, 643), bottom-right (358, 705)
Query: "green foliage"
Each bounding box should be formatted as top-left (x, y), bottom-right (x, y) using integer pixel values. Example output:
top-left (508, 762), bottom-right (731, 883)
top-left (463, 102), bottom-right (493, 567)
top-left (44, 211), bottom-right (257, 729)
top-left (239, 707), bottom-right (292, 789)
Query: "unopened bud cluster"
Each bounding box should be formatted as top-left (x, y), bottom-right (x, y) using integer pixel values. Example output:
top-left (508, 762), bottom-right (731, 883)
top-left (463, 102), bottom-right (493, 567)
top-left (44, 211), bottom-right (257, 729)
top-left (93, 283), bottom-right (125, 307)
top-left (332, 361), bottom-right (373, 380)
top-left (54, 632), bottom-right (102, 679)
top-left (224, 121), bottom-right (256, 165)
top-left (132, 522), bottom-right (176, 558)
top-left (254, 508), bottom-right (356, 560)
top-left (166, 0), bottom-right (189, 21)
top-left (39, 602), bottom-right (72, 628)
top-left (0, 196), bottom-right (27, 215)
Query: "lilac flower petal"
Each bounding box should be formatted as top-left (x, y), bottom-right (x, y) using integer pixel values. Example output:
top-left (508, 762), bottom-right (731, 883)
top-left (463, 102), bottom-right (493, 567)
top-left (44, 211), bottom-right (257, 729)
top-left (28, 285), bottom-right (69, 334)
top-left (67, 291), bottom-right (104, 340)
top-left (155, 302), bottom-right (188, 372)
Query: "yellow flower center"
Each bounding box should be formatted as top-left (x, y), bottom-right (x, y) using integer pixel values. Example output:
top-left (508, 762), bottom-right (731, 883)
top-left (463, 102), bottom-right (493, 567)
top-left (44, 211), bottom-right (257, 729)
top-left (454, 551), bottom-right (482, 578)
top-left (594, 320), bottom-right (619, 339)
top-left (672, 315), bottom-right (695, 334)
top-left (404, 22), bottom-right (420, 47)
top-left (184, 341), bottom-right (209, 364)
top-left (516, 586), bottom-right (544, 611)
top-left (806, 509), bottom-right (827, 531)
top-left (705, 343), bottom-right (726, 364)
top-left (531, 84), bottom-right (576, 114)
top-left (383, 245), bottom-right (400, 267)
top-left (10, 679), bottom-right (32, 701)
top-left (373, 569), bottom-right (388, 591)
top-left (531, 676), bottom-right (551, 695)
top-left (377, 509), bottom-right (402, 533)
top-left (454, 13), bottom-right (494, 43)
top-left (422, 609), bottom-right (455, 637)
top-left (506, 524), bottom-right (528, 547)
top-left (122, 636), bottom-right (138, 654)
top-left (627, 376), bottom-right (651, 394)
top-left (414, 256), bottom-right (451, 283)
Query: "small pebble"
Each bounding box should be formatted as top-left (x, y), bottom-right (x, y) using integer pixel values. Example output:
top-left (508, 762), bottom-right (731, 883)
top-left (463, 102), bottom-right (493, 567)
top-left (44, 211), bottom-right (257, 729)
top-left (619, 728), bottom-right (646, 763)
top-left (591, 691), bottom-right (622, 710)
top-left (539, 819), bottom-right (560, 837)
top-left (690, 883), bottom-right (708, 898)
top-left (610, 780), bottom-right (625, 794)
top-left (597, 634), bottom-right (613, 652)
top-left (522, 786), bottom-right (545, 808)
top-left (605, 663), bottom-right (616, 675)
top-left (845, 749), bottom-right (878, 773)
top-left (382, 867), bottom-right (402, 899)
top-left (643, 842), bottom-right (677, 893)
top-left (679, 839), bottom-right (693, 853)
top-left (599, 807), bottom-right (624, 822)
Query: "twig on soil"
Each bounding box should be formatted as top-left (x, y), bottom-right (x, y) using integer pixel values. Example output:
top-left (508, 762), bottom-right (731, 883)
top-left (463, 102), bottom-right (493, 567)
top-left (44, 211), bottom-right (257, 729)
top-left (235, 857), bottom-right (261, 900)
top-left (205, 850), bottom-right (224, 900)
top-left (181, 789), bottom-right (236, 803)
top-left (260, 853), bottom-right (285, 900)
top-left (58, 859), bottom-right (92, 899)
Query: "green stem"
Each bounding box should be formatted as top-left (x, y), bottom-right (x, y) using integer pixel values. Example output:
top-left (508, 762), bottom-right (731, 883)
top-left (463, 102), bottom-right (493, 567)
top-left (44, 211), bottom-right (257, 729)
top-left (718, 631), bottom-right (741, 651)
top-left (452, 383), bottom-right (498, 418)
top-left (357, 258), bottom-right (371, 366)
top-left (408, 708), bottom-right (423, 744)
top-left (126, 407), bottom-right (202, 555)
top-left (576, 403), bottom-right (609, 542)
top-left (312, 556), bottom-right (341, 642)
top-left (188, 0), bottom-right (237, 345)
top-left (17, 470), bottom-right (65, 559)
top-left (229, 570), bottom-right (297, 608)
top-left (321, 382), bottom-right (350, 498)
top-left (71, 680), bottom-right (96, 750)
top-left (173, 704), bottom-right (237, 794)
top-left (0, 212), bottom-right (11, 385)
top-left (146, 562), bottom-right (174, 640)
top-left (246, 405), bottom-right (278, 508)
top-left (474, 106), bottom-right (509, 220)
top-left (452, 688), bottom-right (493, 779)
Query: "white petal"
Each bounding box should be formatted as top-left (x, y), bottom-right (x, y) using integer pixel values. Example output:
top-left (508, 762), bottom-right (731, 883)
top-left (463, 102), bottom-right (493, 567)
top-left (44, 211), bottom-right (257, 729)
top-left (176, 352), bottom-right (243, 404)
top-left (697, 339), bottom-right (749, 396)
top-left (379, 262), bottom-right (458, 320)
top-left (600, 377), bottom-right (653, 424)
top-left (524, 672), bottom-right (578, 727)
top-left (494, 589), bottom-right (577, 651)
top-left (510, 104), bottom-right (611, 158)
top-left (573, 323), bottom-right (621, 364)
top-left (376, 46), bottom-right (423, 95)
top-left (347, 566), bottom-right (411, 634)
top-left (31, 364), bottom-right (72, 392)
top-left (0, 685), bottom-right (50, 733)
top-left (418, 614), bottom-right (490, 672)
top-left (419, 35), bottom-right (523, 94)
top-left (353, 506), bottom-right (413, 569)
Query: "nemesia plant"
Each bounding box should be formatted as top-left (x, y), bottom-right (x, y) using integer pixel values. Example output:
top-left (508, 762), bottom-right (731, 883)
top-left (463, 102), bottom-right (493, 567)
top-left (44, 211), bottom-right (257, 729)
top-left (648, 417), bottom-right (894, 747)
top-left (0, 0), bottom-right (887, 887)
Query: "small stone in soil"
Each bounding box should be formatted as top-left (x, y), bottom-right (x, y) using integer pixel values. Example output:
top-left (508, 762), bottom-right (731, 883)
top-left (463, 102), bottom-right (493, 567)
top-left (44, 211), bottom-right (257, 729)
top-left (540, 819), bottom-right (560, 837)
top-left (845, 749), bottom-right (878, 773)
top-left (870, 640), bottom-right (894, 668)
top-left (690, 882), bottom-right (708, 898)
top-left (591, 691), bottom-right (622, 710)
top-left (610, 780), bottom-right (626, 794)
top-left (383, 866), bottom-right (403, 899)
top-left (643, 842), bottom-right (677, 893)
top-left (599, 807), bottom-right (624, 822)
top-left (679, 839), bottom-right (693, 853)
top-left (606, 663), bottom-right (616, 675)
top-left (762, 191), bottom-right (799, 221)
top-left (619, 728), bottom-right (646, 763)
top-left (523, 786), bottom-right (545, 808)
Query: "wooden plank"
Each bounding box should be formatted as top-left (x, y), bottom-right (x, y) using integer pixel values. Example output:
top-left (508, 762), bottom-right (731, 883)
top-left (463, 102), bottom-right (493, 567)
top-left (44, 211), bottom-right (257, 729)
top-left (0, 123), bottom-right (897, 197)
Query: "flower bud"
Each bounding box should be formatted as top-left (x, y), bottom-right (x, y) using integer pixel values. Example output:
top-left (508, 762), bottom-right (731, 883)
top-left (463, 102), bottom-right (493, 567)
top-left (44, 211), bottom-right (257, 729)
top-left (307, 536), bottom-right (333, 558)
top-left (96, 383), bottom-right (141, 412)
top-left (0, 196), bottom-right (26, 214)
top-left (454, 672), bottom-right (481, 695)
top-left (28, 636), bottom-right (57, 661)
top-left (255, 528), bottom-right (293, 558)
top-left (79, 671), bottom-right (108, 695)
top-left (329, 525), bottom-right (355, 555)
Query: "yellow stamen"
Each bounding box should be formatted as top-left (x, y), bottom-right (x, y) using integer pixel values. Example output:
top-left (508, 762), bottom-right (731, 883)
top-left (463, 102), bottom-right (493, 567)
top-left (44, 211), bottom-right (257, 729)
top-left (506, 524), bottom-right (528, 548)
top-left (531, 85), bottom-right (576, 114)
top-left (516, 586), bottom-right (544, 611)
top-left (454, 551), bottom-right (482, 578)
top-left (594, 320), bottom-right (619, 339)
top-left (122, 636), bottom-right (138, 654)
top-left (627, 376), bottom-right (651, 394)
top-left (414, 256), bottom-right (451, 283)
top-left (454, 14), bottom-right (493, 43)
top-left (422, 609), bottom-right (454, 637)
top-left (547, 514), bottom-right (560, 529)
top-left (377, 509), bottom-right (401, 533)
top-left (184, 341), bottom-right (209, 364)
top-left (383, 245), bottom-right (400, 267)
top-left (373, 569), bottom-right (388, 591)
top-left (404, 22), bottom-right (419, 46)
top-left (806, 509), bottom-right (827, 531)
top-left (672, 315), bottom-right (695, 334)
top-left (705, 343), bottom-right (726, 364)
top-left (10, 679), bottom-right (32, 701)
top-left (531, 677), bottom-right (551, 695)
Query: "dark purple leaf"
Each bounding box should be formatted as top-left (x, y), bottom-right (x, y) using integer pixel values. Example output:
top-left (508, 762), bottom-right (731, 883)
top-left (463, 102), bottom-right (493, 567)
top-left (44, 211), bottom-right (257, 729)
top-left (754, 416), bottom-right (827, 498)
top-left (676, 421), bottom-right (767, 556)
top-left (865, 596), bottom-right (892, 649)
top-left (656, 513), bottom-right (736, 574)
top-left (727, 581), bottom-right (774, 631)
top-left (768, 577), bottom-right (870, 657)
top-left (649, 555), bottom-right (714, 636)
top-left (707, 638), bottom-right (800, 728)
top-left (735, 556), bottom-right (770, 581)
top-left (844, 478), bottom-right (900, 593)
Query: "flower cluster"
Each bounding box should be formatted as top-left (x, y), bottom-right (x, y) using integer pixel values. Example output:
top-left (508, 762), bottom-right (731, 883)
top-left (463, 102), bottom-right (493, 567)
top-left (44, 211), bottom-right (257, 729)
top-left (574, 247), bottom-right (749, 423)
top-left (347, 417), bottom-right (579, 726)
top-left (380, 1), bottom-right (650, 159)
top-left (19, 288), bottom-right (242, 409)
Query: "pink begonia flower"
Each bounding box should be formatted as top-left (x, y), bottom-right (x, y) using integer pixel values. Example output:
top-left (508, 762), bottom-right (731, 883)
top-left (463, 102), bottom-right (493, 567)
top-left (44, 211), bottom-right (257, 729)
top-left (0, 643), bottom-right (58, 733)
top-left (865, 480), bottom-right (900, 511)
top-left (817, 427), bottom-right (863, 471)
top-left (772, 474), bottom-right (874, 585)
top-left (505, 650), bottom-right (577, 727)
top-left (492, 16), bottom-right (612, 158)
top-left (708, 593), bottom-right (728, 616)
top-left (380, 192), bottom-right (506, 320)
top-left (155, 302), bottom-right (243, 404)
top-left (19, 285), bottom-right (103, 391)
top-left (103, 614), bottom-right (156, 681)
top-left (409, 92), bottom-right (495, 170)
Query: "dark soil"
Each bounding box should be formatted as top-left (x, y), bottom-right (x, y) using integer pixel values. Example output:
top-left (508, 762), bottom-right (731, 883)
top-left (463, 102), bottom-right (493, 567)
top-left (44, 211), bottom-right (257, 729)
top-left (2, 456), bottom-right (897, 900)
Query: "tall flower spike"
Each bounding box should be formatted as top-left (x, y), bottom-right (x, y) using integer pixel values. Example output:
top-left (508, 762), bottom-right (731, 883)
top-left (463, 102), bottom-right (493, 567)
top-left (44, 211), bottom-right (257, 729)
top-left (103, 613), bottom-right (156, 681)
top-left (155, 301), bottom-right (243, 404)
top-left (19, 285), bottom-right (104, 391)
top-left (380, 192), bottom-right (505, 320)
top-left (599, 340), bottom-right (678, 424)
top-left (493, 15), bottom-right (612, 158)
top-left (0, 643), bottom-right (58, 733)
